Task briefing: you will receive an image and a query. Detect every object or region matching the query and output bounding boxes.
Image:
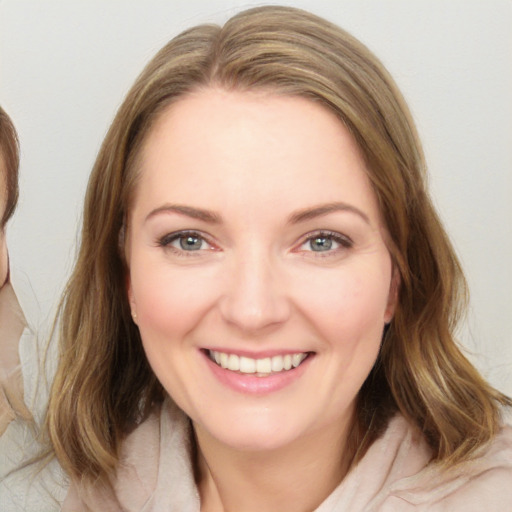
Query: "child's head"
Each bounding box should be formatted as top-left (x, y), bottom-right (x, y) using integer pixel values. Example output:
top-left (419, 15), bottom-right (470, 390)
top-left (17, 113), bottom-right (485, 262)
top-left (0, 106), bottom-right (19, 230)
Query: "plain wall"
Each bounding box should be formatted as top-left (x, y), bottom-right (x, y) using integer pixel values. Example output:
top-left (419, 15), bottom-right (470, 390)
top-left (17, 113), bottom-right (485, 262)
top-left (1, 0), bottom-right (511, 394)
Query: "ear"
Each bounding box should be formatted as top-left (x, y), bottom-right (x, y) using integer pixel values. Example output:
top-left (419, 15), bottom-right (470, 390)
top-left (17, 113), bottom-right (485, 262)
top-left (384, 265), bottom-right (400, 324)
top-left (126, 274), bottom-right (138, 325)
top-left (123, 224), bottom-right (139, 324)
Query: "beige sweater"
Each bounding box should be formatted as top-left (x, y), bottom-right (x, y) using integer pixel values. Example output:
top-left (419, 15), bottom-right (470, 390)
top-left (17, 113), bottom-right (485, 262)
top-left (0, 281), bottom-right (32, 434)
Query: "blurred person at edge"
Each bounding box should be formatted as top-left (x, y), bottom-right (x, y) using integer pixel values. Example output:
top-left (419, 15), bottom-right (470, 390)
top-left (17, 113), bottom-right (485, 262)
top-left (0, 106), bottom-right (32, 435)
top-left (0, 106), bottom-right (18, 290)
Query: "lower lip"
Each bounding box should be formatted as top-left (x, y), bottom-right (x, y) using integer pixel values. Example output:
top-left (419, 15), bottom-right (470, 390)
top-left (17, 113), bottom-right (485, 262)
top-left (201, 351), bottom-right (312, 395)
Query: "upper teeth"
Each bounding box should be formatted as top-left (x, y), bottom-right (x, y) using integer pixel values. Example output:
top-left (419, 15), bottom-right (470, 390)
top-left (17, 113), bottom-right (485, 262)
top-left (209, 350), bottom-right (308, 375)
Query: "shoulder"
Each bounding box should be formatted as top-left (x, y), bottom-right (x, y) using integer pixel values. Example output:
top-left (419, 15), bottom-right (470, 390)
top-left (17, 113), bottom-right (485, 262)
top-left (0, 417), bottom-right (67, 512)
top-left (0, 267), bottom-right (54, 431)
top-left (382, 416), bottom-right (512, 510)
top-left (62, 402), bottom-right (164, 512)
top-left (63, 398), bottom-right (198, 512)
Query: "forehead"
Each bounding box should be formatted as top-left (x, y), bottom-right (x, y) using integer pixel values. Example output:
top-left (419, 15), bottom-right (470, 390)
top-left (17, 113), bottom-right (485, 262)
top-left (132, 88), bottom-right (380, 224)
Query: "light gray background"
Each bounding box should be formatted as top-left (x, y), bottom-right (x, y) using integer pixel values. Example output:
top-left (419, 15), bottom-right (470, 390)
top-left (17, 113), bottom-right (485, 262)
top-left (1, 0), bottom-right (511, 394)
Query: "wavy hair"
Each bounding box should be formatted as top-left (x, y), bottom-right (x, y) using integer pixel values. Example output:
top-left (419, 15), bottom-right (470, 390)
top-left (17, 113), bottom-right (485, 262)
top-left (46, 5), bottom-right (510, 482)
top-left (0, 106), bottom-right (20, 228)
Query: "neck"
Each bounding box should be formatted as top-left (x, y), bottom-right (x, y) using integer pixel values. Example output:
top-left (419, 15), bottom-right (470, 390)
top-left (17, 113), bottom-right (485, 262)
top-left (194, 416), bottom-right (355, 512)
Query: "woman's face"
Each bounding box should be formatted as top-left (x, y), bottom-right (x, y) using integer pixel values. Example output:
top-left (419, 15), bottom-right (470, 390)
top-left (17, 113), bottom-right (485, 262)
top-left (126, 89), bottom-right (397, 453)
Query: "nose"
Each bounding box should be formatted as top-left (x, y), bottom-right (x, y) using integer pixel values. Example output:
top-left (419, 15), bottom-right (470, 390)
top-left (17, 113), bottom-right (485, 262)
top-left (219, 248), bottom-right (291, 334)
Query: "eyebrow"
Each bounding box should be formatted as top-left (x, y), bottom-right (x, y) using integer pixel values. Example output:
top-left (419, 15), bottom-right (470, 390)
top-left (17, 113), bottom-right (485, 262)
top-left (145, 204), bottom-right (222, 224)
top-left (287, 202), bottom-right (370, 225)
top-left (145, 201), bottom-right (370, 225)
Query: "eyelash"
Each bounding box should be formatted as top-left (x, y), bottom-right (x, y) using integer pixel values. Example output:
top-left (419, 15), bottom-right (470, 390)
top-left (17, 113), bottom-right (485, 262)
top-left (156, 230), bottom-right (353, 257)
top-left (156, 230), bottom-right (214, 256)
top-left (297, 230), bottom-right (353, 256)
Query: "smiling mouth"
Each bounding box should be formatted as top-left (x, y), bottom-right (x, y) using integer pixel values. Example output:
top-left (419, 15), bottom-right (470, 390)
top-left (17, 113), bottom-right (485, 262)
top-left (207, 350), bottom-right (310, 377)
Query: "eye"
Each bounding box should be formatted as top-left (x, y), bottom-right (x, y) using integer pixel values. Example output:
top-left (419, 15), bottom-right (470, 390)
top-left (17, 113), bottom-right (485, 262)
top-left (299, 231), bottom-right (352, 253)
top-left (176, 233), bottom-right (206, 251)
top-left (157, 231), bottom-right (213, 253)
top-left (308, 235), bottom-right (335, 252)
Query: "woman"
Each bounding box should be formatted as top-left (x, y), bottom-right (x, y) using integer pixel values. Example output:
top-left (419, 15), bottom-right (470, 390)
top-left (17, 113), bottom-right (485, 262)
top-left (5, 5), bottom-right (512, 511)
top-left (0, 107), bottom-right (19, 291)
top-left (0, 106), bottom-right (33, 436)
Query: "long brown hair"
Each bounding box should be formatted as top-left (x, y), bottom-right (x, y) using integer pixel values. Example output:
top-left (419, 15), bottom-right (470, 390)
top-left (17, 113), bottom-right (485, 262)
top-left (46, 5), bottom-right (510, 483)
top-left (0, 106), bottom-right (20, 228)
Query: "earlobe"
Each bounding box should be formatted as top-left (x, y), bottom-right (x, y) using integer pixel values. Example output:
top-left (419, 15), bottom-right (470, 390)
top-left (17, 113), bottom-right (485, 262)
top-left (126, 276), bottom-right (138, 325)
top-left (130, 299), bottom-right (138, 324)
top-left (384, 266), bottom-right (400, 324)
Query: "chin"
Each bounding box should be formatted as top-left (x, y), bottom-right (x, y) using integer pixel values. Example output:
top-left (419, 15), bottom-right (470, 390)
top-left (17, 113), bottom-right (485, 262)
top-left (192, 406), bottom-right (323, 454)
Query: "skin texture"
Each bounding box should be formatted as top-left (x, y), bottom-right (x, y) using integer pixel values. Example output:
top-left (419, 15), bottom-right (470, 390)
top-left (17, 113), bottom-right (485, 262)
top-left (0, 157), bottom-right (8, 287)
top-left (126, 89), bottom-right (398, 511)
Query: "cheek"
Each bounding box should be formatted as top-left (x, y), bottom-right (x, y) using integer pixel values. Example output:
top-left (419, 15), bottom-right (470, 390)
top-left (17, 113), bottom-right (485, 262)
top-left (129, 256), bottom-right (219, 341)
top-left (297, 265), bottom-right (391, 406)
top-left (128, 257), bottom-right (219, 395)
top-left (295, 263), bottom-right (392, 346)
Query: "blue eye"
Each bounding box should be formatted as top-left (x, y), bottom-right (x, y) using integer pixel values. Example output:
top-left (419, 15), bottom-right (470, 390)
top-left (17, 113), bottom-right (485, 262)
top-left (158, 231), bottom-right (210, 252)
top-left (178, 234), bottom-right (204, 251)
top-left (309, 235), bottom-right (334, 252)
top-left (300, 231), bottom-right (352, 253)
